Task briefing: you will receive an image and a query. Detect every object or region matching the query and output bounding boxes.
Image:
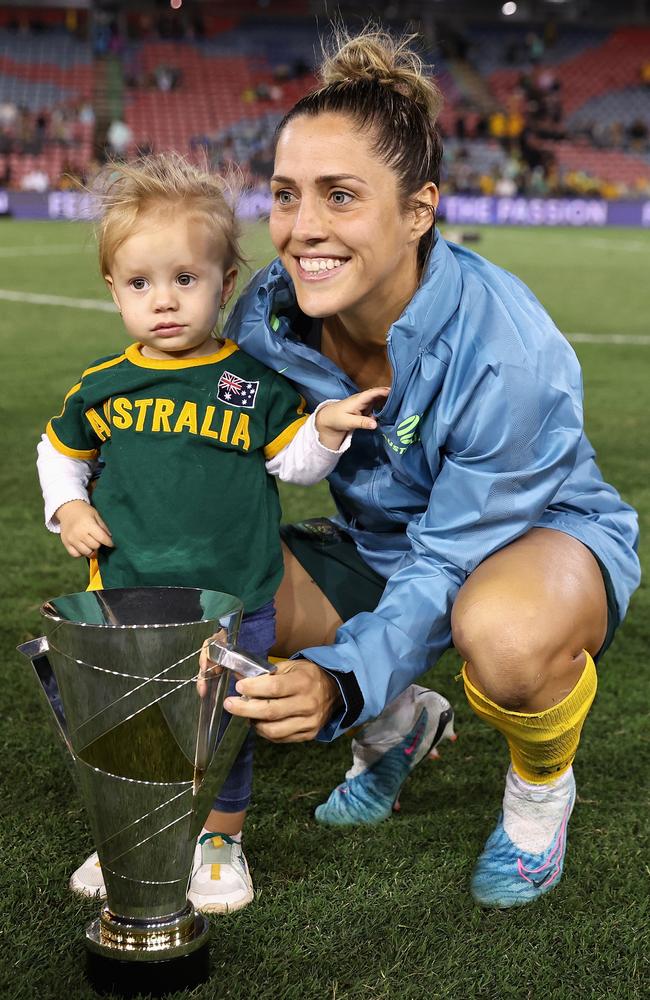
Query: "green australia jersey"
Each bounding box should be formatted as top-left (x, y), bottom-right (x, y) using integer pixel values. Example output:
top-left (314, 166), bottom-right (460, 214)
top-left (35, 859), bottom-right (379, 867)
top-left (47, 340), bottom-right (308, 611)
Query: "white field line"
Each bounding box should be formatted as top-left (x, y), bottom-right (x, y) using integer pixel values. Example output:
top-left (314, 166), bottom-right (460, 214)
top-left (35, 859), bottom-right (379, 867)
top-left (568, 333), bottom-right (650, 345)
top-left (574, 237), bottom-right (649, 253)
top-left (491, 231), bottom-right (650, 253)
top-left (0, 244), bottom-right (90, 257)
top-left (0, 287), bottom-right (648, 344)
top-left (0, 288), bottom-right (116, 312)
top-left (531, 234), bottom-right (650, 253)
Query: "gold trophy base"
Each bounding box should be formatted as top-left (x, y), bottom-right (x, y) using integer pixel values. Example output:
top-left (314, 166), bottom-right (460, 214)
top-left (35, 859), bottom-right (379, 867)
top-left (85, 904), bottom-right (210, 997)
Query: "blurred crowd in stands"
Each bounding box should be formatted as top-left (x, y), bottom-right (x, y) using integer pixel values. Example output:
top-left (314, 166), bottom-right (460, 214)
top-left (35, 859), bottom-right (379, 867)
top-left (0, 100), bottom-right (96, 191)
top-left (442, 140), bottom-right (650, 200)
top-left (0, 100), bottom-right (94, 154)
top-left (441, 59), bottom-right (650, 198)
top-left (181, 20), bottom-right (650, 200)
top-left (1, 15), bottom-right (649, 199)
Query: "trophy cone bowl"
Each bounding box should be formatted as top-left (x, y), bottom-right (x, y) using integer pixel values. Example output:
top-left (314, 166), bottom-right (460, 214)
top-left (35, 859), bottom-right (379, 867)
top-left (18, 586), bottom-right (273, 997)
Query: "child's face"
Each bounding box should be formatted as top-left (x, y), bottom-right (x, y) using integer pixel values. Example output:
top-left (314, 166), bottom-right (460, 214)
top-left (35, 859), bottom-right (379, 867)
top-left (105, 210), bottom-right (237, 360)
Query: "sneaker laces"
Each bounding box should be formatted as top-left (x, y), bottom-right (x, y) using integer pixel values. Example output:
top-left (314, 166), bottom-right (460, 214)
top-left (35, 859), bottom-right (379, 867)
top-left (198, 831), bottom-right (238, 848)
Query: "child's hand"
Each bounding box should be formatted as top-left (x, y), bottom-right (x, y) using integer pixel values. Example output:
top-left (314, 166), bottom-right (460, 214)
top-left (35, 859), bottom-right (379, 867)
top-left (315, 387), bottom-right (390, 450)
top-left (316, 385), bottom-right (390, 451)
top-left (197, 628), bottom-right (227, 698)
top-left (55, 500), bottom-right (114, 558)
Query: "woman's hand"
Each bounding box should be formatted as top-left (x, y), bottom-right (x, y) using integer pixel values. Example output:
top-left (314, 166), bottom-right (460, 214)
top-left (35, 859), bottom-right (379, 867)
top-left (315, 387), bottom-right (390, 450)
top-left (55, 500), bottom-right (114, 558)
top-left (224, 658), bottom-right (342, 742)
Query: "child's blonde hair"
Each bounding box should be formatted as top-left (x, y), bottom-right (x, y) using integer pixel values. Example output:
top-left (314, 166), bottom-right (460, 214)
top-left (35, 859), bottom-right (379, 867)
top-left (93, 153), bottom-right (244, 277)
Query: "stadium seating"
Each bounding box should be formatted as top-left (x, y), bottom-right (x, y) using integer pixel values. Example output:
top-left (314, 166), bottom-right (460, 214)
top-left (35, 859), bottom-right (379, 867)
top-left (468, 25), bottom-right (609, 76)
top-left (487, 27), bottom-right (650, 119)
top-left (443, 24), bottom-right (650, 192)
top-left (1, 18), bottom-right (649, 197)
top-left (123, 40), bottom-right (315, 154)
top-left (0, 29), bottom-right (94, 188)
top-left (0, 31), bottom-right (93, 106)
top-left (549, 143), bottom-right (650, 186)
top-left (567, 86), bottom-right (650, 133)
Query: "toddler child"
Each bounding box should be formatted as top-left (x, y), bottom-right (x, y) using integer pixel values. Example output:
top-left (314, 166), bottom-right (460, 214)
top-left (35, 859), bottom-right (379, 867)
top-left (37, 153), bottom-right (388, 913)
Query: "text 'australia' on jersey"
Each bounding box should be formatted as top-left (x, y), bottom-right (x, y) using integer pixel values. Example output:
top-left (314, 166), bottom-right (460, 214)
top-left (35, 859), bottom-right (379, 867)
top-left (46, 340), bottom-right (308, 610)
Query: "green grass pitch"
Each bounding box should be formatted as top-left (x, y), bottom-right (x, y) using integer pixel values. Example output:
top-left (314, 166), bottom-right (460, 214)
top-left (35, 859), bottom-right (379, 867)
top-left (0, 221), bottom-right (648, 999)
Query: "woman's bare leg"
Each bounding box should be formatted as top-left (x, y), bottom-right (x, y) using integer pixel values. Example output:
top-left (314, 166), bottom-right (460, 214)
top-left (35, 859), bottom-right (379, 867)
top-left (451, 527), bottom-right (609, 907)
top-left (451, 527), bottom-right (608, 711)
top-left (272, 542), bottom-right (343, 656)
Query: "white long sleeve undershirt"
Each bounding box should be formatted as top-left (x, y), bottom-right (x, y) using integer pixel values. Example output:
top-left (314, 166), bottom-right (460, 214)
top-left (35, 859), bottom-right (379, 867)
top-left (37, 401), bottom-right (350, 533)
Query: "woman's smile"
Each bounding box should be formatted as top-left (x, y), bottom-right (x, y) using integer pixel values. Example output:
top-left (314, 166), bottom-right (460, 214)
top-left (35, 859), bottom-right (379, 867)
top-left (297, 255), bottom-right (350, 279)
top-left (270, 112), bottom-right (423, 335)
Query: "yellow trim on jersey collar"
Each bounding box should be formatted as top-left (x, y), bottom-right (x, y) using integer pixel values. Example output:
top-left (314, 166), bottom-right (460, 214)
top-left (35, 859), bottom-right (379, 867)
top-left (82, 354), bottom-right (127, 378)
top-left (125, 340), bottom-right (239, 369)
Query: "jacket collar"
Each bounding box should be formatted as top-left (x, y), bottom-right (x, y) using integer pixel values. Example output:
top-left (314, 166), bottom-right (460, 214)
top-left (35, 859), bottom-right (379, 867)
top-left (260, 234), bottom-right (463, 359)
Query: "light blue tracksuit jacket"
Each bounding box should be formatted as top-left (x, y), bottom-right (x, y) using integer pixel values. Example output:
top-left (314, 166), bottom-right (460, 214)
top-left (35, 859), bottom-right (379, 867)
top-left (226, 235), bottom-right (640, 740)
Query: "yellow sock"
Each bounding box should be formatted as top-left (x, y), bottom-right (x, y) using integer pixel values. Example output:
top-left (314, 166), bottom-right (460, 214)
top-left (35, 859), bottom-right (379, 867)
top-left (462, 652), bottom-right (597, 784)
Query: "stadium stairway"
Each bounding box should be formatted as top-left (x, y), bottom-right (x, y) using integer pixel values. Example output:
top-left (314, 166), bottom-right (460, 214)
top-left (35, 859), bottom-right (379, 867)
top-left (447, 58), bottom-right (497, 115)
top-left (93, 55), bottom-right (124, 161)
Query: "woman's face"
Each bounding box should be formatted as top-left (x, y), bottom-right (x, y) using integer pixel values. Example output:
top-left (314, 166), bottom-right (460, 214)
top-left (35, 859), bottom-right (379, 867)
top-left (270, 112), bottom-right (435, 332)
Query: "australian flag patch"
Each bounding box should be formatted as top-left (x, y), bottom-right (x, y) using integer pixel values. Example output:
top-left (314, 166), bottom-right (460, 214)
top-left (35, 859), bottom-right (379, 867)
top-left (216, 371), bottom-right (259, 408)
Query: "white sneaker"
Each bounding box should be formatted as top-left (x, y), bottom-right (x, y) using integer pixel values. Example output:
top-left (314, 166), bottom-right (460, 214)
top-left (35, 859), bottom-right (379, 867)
top-left (69, 833), bottom-right (254, 914)
top-left (187, 832), bottom-right (254, 914)
top-left (69, 850), bottom-right (106, 898)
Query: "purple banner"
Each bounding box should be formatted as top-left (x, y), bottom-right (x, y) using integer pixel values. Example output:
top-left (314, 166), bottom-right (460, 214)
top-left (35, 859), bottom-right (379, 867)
top-left (2, 190), bottom-right (649, 227)
top-left (0, 190), bottom-right (274, 221)
top-left (439, 195), bottom-right (650, 227)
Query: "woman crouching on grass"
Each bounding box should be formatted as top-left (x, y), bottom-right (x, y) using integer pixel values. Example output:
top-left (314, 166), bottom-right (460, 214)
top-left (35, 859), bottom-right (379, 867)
top-left (219, 27), bottom-right (640, 908)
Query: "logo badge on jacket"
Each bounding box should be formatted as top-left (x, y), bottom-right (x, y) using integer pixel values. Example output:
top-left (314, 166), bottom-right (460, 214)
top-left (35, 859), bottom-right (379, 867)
top-left (396, 414), bottom-right (420, 445)
top-left (383, 414), bottom-right (421, 455)
top-left (216, 371), bottom-right (259, 408)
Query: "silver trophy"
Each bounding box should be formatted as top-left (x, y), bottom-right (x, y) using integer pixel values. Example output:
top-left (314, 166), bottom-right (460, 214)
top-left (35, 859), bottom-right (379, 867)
top-left (18, 586), bottom-right (275, 997)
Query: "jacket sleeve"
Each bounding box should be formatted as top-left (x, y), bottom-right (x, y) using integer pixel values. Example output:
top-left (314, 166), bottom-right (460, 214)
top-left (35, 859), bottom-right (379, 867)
top-left (301, 362), bottom-right (585, 741)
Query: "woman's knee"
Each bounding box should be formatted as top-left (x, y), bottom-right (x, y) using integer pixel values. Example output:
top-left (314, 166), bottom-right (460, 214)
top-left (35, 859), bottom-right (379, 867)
top-left (452, 598), bottom-right (580, 709)
top-left (451, 529), bottom-right (607, 709)
top-left (452, 609), bottom-right (551, 711)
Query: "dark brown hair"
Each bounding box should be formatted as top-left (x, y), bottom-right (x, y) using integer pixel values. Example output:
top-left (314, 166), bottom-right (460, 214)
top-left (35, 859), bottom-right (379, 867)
top-left (276, 27), bottom-right (444, 266)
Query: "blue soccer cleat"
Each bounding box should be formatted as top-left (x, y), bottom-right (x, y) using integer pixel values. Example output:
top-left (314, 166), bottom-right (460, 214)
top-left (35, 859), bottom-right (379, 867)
top-left (314, 689), bottom-right (456, 826)
top-left (470, 772), bottom-right (576, 908)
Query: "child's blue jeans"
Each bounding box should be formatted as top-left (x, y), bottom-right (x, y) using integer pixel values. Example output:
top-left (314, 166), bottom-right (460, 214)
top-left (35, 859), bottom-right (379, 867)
top-left (211, 599), bottom-right (276, 814)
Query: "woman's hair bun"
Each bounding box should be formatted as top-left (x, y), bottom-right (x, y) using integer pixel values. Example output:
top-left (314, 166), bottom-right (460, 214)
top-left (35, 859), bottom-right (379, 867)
top-left (321, 26), bottom-right (443, 122)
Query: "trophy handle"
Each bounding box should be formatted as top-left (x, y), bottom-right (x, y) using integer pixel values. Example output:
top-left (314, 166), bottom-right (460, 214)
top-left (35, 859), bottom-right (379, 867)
top-left (206, 641), bottom-right (278, 678)
top-left (17, 636), bottom-right (72, 753)
top-left (190, 643), bottom-right (277, 839)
